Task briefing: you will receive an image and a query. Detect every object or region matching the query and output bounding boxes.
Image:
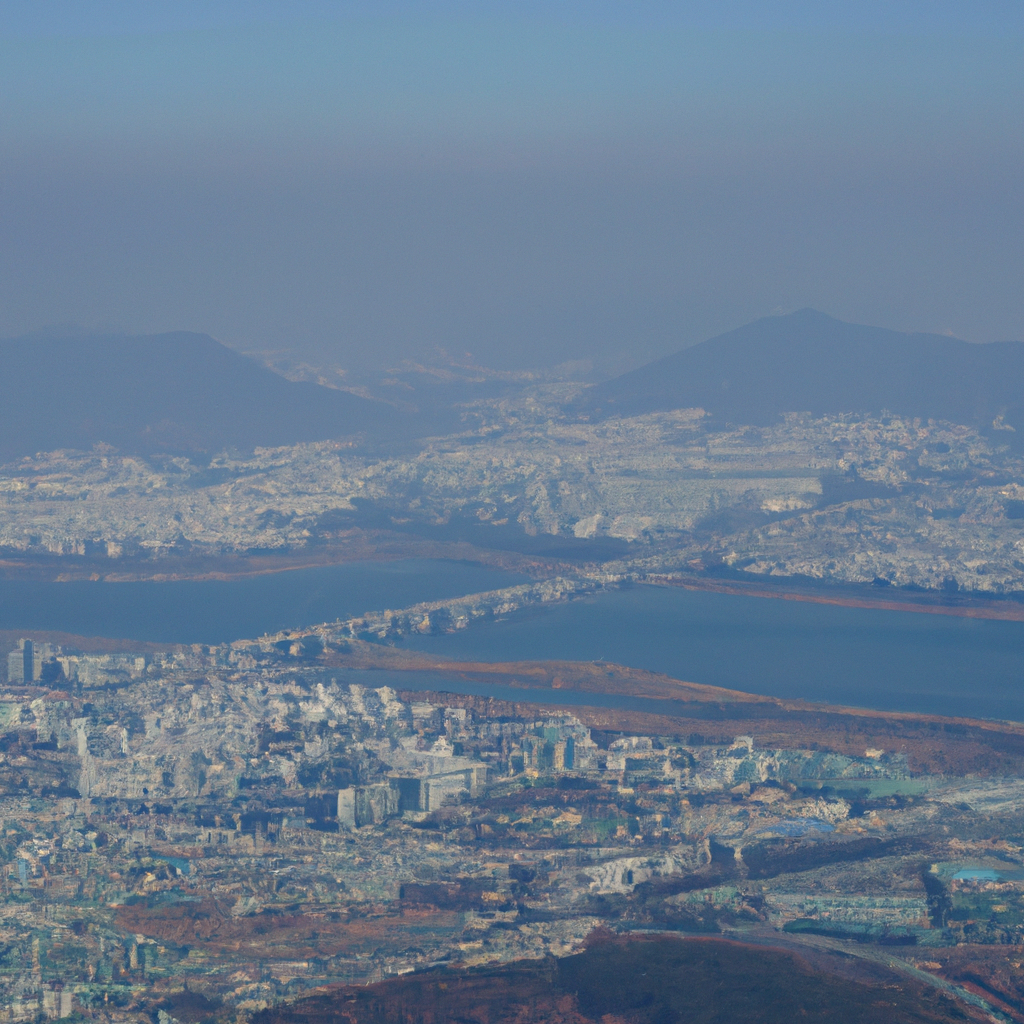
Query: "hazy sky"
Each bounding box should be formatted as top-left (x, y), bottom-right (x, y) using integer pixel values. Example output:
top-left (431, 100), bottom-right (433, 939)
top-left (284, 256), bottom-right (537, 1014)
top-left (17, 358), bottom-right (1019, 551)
top-left (1, 1), bottom-right (1021, 372)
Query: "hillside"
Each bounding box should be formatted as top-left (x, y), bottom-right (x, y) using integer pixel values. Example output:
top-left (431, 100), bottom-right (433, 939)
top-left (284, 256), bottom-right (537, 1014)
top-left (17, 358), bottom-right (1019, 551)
top-left (0, 331), bottom-right (394, 461)
top-left (579, 309), bottom-right (1024, 442)
top-left (251, 934), bottom-right (972, 1024)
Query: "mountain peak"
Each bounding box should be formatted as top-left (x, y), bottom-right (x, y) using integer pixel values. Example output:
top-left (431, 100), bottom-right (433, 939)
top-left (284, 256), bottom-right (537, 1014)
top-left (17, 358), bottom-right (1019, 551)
top-left (0, 330), bottom-right (394, 462)
top-left (579, 312), bottom-right (1024, 443)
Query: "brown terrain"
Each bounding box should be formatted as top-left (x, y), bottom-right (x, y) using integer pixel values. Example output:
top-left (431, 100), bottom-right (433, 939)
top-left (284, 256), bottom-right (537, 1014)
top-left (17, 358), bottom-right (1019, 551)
top-left (653, 572), bottom-right (1024, 623)
top-left (115, 899), bottom-right (462, 962)
top-left (0, 628), bottom-right (183, 657)
top-left (251, 933), bottom-right (983, 1024)
top-left (327, 641), bottom-right (1024, 776)
top-left (919, 947), bottom-right (1024, 1022)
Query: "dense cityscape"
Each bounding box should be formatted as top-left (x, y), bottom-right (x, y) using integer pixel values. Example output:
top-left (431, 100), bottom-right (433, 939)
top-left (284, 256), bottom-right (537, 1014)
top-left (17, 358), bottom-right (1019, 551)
top-left (2, 399), bottom-right (1023, 601)
top-left (5, 5), bottom-right (1021, 1021)
top-left (0, 633), bottom-right (1021, 1020)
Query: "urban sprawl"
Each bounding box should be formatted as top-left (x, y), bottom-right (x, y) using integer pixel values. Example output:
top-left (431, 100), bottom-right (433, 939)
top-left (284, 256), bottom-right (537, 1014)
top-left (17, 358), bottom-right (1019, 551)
top-left (0, 635), bottom-right (1021, 1020)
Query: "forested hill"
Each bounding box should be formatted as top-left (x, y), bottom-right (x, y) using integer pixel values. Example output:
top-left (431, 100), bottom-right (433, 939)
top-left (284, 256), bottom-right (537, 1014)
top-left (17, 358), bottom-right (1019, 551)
top-left (579, 309), bottom-right (1024, 443)
top-left (0, 331), bottom-right (394, 461)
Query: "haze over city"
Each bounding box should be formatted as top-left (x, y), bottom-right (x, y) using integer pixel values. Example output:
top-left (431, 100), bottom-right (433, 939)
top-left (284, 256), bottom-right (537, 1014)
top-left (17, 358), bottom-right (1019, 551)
top-left (2, 1), bottom-right (1022, 371)
top-left (1, 4), bottom-right (1024, 1024)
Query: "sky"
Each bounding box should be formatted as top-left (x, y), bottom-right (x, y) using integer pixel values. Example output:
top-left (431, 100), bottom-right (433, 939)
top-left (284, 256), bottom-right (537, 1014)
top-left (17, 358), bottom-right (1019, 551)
top-left (1, 2), bottom-right (1022, 373)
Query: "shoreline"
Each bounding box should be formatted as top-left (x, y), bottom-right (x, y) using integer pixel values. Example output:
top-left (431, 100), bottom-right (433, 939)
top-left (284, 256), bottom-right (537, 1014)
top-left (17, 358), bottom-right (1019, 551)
top-left (0, 535), bottom-right (558, 583)
top-left (324, 642), bottom-right (1024, 733)
top-left (3, 542), bottom-right (1024, 626)
top-left (649, 573), bottom-right (1024, 623)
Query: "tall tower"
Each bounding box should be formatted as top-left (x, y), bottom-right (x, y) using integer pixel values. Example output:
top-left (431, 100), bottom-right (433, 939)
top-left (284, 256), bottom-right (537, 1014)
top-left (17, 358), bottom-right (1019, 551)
top-left (7, 647), bottom-right (23, 683)
top-left (6, 639), bottom-right (40, 684)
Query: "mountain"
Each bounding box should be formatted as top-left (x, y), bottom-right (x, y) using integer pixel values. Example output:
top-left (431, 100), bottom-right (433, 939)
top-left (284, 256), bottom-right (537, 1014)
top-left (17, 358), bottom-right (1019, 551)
top-left (579, 309), bottom-right (1024, 441)
top-left (0, 331), bottom-right (395, 462)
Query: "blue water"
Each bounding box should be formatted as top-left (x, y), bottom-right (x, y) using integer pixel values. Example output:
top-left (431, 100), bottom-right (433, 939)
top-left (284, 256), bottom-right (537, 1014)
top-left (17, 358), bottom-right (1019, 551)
top-left (400, 586), bottom-right (1024, 722)
top-left (0, 559), bottom-right (527, 646)
top-left (3, 563), bottom-right (1023, 721)
top-left (937, 863), bottom-right (1024, 881)
top-left (952, 869), bottom-right (1002, 881)
top-left (154, 855), bottom-right (192, 876)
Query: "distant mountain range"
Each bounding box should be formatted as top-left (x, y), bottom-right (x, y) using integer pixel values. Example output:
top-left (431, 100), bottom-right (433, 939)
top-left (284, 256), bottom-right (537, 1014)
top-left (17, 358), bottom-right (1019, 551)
top-left (0, 331), bottom-right (393, 462)
top-left (579, 309), bottom-right (1024, 444)
top-left (8, 314), bottom-right (1023, 464)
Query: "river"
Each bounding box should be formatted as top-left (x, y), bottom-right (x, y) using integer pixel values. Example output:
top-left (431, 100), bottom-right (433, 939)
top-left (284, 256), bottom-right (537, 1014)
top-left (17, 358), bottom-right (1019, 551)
top-left (2, 565), bottom-right (1021, 720)
top-left (399, 585), bottom-right (1024, 722)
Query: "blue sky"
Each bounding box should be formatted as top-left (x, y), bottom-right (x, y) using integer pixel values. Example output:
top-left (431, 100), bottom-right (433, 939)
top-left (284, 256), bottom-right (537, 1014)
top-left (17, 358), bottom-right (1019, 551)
top-left (1, 2), bottom-right (1021, 370)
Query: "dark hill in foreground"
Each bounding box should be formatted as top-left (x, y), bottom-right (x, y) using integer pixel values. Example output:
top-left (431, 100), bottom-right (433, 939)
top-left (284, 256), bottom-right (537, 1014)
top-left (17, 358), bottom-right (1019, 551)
top-left (251, 934), bottom-right (969, 1024)
top-left (0, 332), bottom-right (395, 461)
top-left (579, 309), bottom-right (1024, 443)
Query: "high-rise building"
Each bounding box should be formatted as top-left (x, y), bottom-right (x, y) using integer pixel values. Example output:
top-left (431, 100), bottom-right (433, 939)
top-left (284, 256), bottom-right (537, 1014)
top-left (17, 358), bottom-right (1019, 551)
top-left (6, 639), bottom-right (45, 683)
top-left (9, 639), bottom-right (29, 682)
top-left (7, 648), bottom-right (23, 684)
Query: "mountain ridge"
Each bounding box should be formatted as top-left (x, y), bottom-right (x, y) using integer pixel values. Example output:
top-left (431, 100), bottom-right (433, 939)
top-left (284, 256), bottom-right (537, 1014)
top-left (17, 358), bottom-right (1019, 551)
top-left (579, 309), bottom-right (1024, 444)
top-left (0, 331), bottom-right (395, 462)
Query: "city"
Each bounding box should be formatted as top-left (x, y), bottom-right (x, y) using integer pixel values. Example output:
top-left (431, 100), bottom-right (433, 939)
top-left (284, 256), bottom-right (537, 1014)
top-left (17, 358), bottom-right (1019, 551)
top-left (0, 632), bottom-right (1022, 1020)
top-left (3, 6), bottom-right (1022, 1019)
top-left (1, 403), bottom-right (1023, 603)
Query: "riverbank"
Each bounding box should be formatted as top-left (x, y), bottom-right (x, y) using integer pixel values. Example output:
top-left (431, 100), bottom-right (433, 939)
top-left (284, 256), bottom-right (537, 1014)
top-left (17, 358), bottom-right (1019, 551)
top-left (650, 572), bottom-right (1024, 623)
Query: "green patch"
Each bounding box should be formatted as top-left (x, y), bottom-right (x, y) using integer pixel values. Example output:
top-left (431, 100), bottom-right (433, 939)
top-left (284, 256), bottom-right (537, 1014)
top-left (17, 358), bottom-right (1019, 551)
top-left (782, 918), bottom-right (917, 945)
top-left (949, 890), bottom-right (1024, 927)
